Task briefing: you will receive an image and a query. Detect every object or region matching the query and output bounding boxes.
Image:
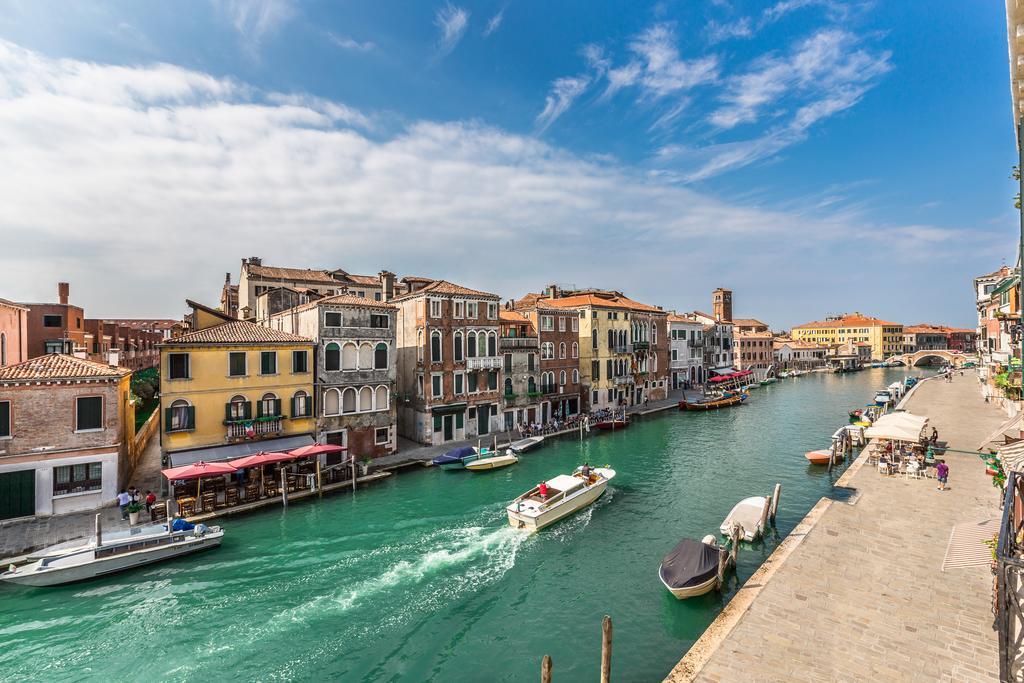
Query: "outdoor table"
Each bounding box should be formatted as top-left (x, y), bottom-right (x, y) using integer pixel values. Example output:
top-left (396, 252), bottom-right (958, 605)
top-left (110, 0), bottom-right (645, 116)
top-left (224, 488), bottom-right (239, 506)
top-left (244, 483), bottom-right (259, 502)
top-left (177, 496), bottom-right (196, 517)
top-left (200, 491), bottom-right (216, 512)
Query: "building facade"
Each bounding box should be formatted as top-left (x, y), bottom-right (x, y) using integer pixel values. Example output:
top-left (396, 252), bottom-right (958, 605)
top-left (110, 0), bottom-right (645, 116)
top-left (735, 330), bottom-right (775, 378)
top-left (0, 355), bottom-right (133, 519)
top-left (393, 280), bottom-right (503, 446)
top-left (20, 282), bottom-right (87, 358)
top-left (498, 309), bottom-right (543, 429)
top-left (668, 314), bottom-right (705, 388)
top-left (773, 340), bottom-right (827, 370)
top-left (158, 313), bottom-right (316, 467)
top-left (791, 313), bottom-right (904, 361)
top-left (0, 297), bottom-right (28, 367)
top-left (266, 294), bottom-right (398, 458)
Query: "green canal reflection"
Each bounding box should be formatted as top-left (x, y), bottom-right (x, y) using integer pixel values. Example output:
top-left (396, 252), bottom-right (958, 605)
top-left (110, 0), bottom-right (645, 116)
top-left (0, 368), bottom-right (930, 682)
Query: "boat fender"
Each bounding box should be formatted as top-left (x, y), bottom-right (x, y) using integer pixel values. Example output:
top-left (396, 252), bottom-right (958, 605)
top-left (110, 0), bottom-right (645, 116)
top-left (701, 534), bottom-right (717, 546)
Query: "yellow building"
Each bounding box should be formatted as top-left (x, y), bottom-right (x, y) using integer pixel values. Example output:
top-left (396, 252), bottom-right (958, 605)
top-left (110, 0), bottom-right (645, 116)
top-left (159, 306), bottom-right (315, 468)
top-left (791, 313), bottom-right (904, 361)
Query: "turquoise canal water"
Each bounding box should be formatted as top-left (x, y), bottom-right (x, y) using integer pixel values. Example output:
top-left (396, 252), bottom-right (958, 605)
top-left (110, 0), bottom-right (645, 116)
top-left (0, 369), bottom-right (929, 682)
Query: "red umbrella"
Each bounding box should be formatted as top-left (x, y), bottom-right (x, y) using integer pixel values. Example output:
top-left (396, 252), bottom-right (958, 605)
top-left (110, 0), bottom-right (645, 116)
top-left (228, 451), bottom-right (296, 469)
top-left (162, 460), bottom-right (238, 481)
top-left (288, 443), bottom-right (347, 458)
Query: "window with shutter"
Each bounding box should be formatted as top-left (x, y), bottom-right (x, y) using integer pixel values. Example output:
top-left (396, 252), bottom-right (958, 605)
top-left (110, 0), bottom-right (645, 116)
top-left (76, 396), bottom-right (103, 431)
top-left (261, 351), bottom-right (277, 375)
top-left (0, 400), bottom-right (9, 438)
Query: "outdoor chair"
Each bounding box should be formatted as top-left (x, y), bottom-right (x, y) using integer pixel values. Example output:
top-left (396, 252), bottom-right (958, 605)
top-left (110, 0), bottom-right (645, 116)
top-left (177, 498), bottom-right (195, 518)
top-left (151, 502), bottom-right (167, 522)
top-left (224, 488), bottom-right (238, 507)
top-left (200, 491), bottom-right (216, 512)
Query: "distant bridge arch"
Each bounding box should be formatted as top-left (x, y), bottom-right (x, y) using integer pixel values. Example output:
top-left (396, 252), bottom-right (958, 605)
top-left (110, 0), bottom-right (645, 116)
top-left (891, 350), bottom-right (968, 368)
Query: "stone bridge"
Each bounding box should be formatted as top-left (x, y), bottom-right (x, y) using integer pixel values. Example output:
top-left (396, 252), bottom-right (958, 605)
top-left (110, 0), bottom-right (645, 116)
top-left (892, 350), bottom-right (970, 367)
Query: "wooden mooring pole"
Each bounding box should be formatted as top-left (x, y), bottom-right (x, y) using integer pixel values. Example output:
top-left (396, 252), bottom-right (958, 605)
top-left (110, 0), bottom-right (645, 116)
top-left (541, 654), bottom-right (552, 683)
top-left (601, 615), bottom-right (612, 683)
top-left (281, 469), bottom-right (288, 508)
top-left (770, 483), bottom-right (781, 523)
top-left (316, 459), bottom-right (323, 498)
top-left (351, 456), bottom-right (357, 492)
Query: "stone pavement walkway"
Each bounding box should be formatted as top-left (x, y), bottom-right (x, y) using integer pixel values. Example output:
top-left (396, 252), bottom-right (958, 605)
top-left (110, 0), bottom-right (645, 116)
top-left (672, 373), bottom-right (1006, 683)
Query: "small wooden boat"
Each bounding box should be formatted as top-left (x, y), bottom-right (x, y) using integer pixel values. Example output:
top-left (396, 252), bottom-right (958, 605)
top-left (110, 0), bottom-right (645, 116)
top-left (679, 393), bottom-right (747, 411)
top-left (804, 449), bottom-right (832, 465)
top-left (848, 409), bottom-right (862, 422)
top-left (760, 377), bottom-right (776, 385)
top-left (509, 436), bottom-right (545, 454)
top-left (720, 496), bottom-right (769, 541)
top-left (659, 537), bottom-right (726, 599)
top-left (594, 418), bottom-right (629, 430)
top-left (507, 466), bottom-right (615, 532)
top-left (465, 451), bottom-right (519, 471)
top-left (0, 517), bottom-right (223, 587)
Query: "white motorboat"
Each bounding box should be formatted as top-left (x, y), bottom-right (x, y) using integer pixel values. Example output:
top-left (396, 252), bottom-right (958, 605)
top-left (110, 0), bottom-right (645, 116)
top-left (1, 517), bottom-right (224, 587)
top-left (720, 496), bottom-right (770, 541)
top-left (465, 450), bottom-right (519, 471)
top-left (508, 436), bottom-right (545, 454)
top-left (659, 537), bottom-right (726, 599)
top-left (507, 466), bottom-right (615, 532)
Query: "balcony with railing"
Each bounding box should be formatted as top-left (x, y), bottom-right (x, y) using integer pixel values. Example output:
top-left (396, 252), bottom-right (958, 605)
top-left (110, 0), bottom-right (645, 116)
top-left (226, 418), bottom-right (283, 440)
top-left (500, 336), bottom-right (539, 349)
top-left (632, 340), bottom-right (650, 351)
top-left (613, 374), bottom-right (633, 385)
top-left (612, 343), bottom-right (633, 355)
top-left (540, 383), bottom-right (558, 395)
top-left (467, 356), bottom-right (502, 370)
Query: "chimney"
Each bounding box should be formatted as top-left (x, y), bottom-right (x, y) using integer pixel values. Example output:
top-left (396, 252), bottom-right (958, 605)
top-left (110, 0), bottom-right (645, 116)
top-left (247, 256), bottom-right (262, 266)
top-left (546, 283), bottom-right (560, 299)
top-left (225, 272), bottom-right (231, 284)
top-left (379, 270), bottom-right (395, 301)
top-left (58, 282), bottom-right (70, 305)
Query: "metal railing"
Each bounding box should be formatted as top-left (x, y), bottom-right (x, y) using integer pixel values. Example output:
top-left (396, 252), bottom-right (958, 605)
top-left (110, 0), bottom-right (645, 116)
top-left (467, 356), bottom-right (502, 370)
top-left (540, 384), bottom-right (558, 395)
top-left (612, 344), bottom-right (633, 354)
top-left (613, 374), bottom-right (633, 385)
top-left (632, 340), bottom-right (650, 351)
top-left (226, 418), bottom-right (282, 440)
top-left (997, 471), bottom-right (1024, 681)
top-left (500, 337), bottom-right (539, 348)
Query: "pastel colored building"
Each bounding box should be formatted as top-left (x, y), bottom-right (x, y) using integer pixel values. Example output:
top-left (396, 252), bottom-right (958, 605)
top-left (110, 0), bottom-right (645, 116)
top-left (0, 297), bottom-right (28, 367)
top-left (791, 313), bottom-right (904, 361)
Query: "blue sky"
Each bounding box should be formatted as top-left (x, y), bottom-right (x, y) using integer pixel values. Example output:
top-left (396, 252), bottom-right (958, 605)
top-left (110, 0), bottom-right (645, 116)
top-left (0, 0), bottom-right (1016, 327)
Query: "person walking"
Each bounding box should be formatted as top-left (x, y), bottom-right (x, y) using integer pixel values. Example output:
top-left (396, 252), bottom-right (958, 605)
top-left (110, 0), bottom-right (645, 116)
top-left (116, 489), bottom-right (131, 520)
top-left (936, 459), bottom-right (949, 491)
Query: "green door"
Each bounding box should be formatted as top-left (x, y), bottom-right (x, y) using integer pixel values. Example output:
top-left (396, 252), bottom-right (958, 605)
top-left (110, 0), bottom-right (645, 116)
top-left (0, 470), bottom-right (35, 520)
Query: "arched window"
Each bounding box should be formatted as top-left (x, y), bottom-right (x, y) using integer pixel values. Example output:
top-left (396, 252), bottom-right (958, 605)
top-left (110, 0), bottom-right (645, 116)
top-left (528, 376), bottom-right (536, 393)
top-left (417, 330), bottom-right (423, 362)
top-left (431, 331), bottom-right (442, 362)
top-left (477, 331), bottom-right (487, 357)
top-left (453, 332), bottom-right (464, 362)
top-left (228, 394), bottom-right (248, 420)
top-left (571, 342), bottom-right (578, 359)
top-left (259, 392), bottom-right (278, 417)
top-left (342, 387), bottom-right (357, 413)
top-left (466, 331), bottom-right (477, 358)
top-left (0, 332), bottom-right (6, 366)
top-left (560, 370), bottom-right (567, 386)
top-left (325, 342), bottom-right (340, 371)
top-left (169, 398), bottom-right (191, 431)
top-left (374, 343), bottom-right (388, 369)
top-left (592, 329), bottom-right (598, 349)
top-left (342, 343), bottom-right (358, 370)
top-left (504, 377), bottom-right (513, 395)
top-left (292, 390), bottom-right (309, 417)
top-left (359, 386), bottom-right (373, 412)
top-left (572, 369), bottom-right (579, 383)
top-left (324, 388), bottom-right (340, 415)
top-left (559, 342), bottom-right (566, 359)
top-left (375, 385), bottom-right (388, 411)
top-left (358, 343), bottom-right (373, 369)
top-left (487, 332), bottom-right (496, 356)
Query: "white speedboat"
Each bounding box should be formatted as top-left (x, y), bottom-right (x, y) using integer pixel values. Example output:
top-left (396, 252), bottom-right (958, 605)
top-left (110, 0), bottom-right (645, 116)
top-left (720, 496), bottom-right (769, 541)
top-left (1, 518), bottom-right (224, 587)
top-left (465, 450), bottom-right (519, 471)
top-left (507, 467), bottom-right (615, 532)
top-left (509, 436), bottom-right (545, 454)
top-left (659, 537), bottom-right (726, 599)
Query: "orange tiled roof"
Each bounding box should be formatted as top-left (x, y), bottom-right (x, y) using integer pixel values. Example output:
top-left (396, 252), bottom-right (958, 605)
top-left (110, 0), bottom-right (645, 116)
top-left (163, 320), bottom-right (312, 345)
top-left (792, 314), bottom-right (901, 330)
top-left (539, 291), bottom-right (664, 314)
top-left (392, 279), bottom-right (499, 300)
top-left (0, 354), bottom-right (130, 382)
top-left (285, 293), bottom-right (396, 314)
top-left (499, 309), bottom-right (532, 324)
top-left (344, 274), bottom-right (381, 286)
top-left (736, 330), bottom-right (773, 338)
top-left (733, 318), bottom-right (768, 328)
top-left (0, 297), bottom-right (28, 311)
top-left (668, 313), bottom-right (700, 323)
top-left (247, 264), bottom-right (339, 284)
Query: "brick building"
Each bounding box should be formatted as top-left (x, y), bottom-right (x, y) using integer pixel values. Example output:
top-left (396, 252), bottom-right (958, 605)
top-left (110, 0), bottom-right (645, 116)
top-left (393, 280), bottom-right (503, 445)
top-left (498, 309), bottom-right (543, 429)
top-left (736, 330), bottom-right (775, 378)
top-left (0, 355), bottom-right (133, 519)
top-left (0, 297), bottom-right (28, 367)
top-left (21, 282), bottom-right (87, 357)
top-left (514, 299), bottom-right (583, 421)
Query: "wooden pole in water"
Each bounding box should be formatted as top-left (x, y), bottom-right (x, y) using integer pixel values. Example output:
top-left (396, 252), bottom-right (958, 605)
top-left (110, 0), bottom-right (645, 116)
top-left (281, 469), bottom-right (288, 508)
top-left (730, 525), bottom-right (740, 566)
top-left (600, 615), bottom-right (612, 683)
top-left (759, 495), bottom-right (771, 537)
top-left (717, 547), bottom-right (728, 588)
top-left (95, 512), bottom-right (102, 546)
top-left (351, 455), bottom-right (357, 492)
top-left (541, 654), bottom-right (552, 683)
top-left (316, 459), bottom-right (322, 498)
top-left (770, 483), bottom-right (781, 523)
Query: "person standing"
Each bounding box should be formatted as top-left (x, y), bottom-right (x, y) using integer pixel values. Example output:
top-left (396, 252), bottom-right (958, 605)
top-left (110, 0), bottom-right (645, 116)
top-left (116, 489), bottom-right (131, 520)
top-left (145, 490), bottom-right (156, 515)
top-left (936, 459), bottom-right (949, 491)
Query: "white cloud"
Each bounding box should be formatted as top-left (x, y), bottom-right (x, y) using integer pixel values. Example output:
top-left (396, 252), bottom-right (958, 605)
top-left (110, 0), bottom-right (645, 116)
top-left (0, 40), bottom-right (988, 325)
top-left (328, 33), bottom-right (376, 52)
top-left (629, 24), bottom-right (719, 98)
top-left (483, 9), bottom-right (504, 37)
top-left (706, 18), bottom-right (753, 44)
top-left (535, 76), bottom-right (590, 132)
top-left (435, 3), bottom-right (469, 58)
top-left (214, 0), bottom-right (295, 51)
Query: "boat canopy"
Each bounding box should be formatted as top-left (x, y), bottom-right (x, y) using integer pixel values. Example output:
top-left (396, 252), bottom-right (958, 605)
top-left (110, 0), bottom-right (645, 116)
top-left (660, 539), bottom-right (720, 589)
top-left (431, 446), bottom-right (477, 466)
top-left (546, 474), bottom-right (584, 493)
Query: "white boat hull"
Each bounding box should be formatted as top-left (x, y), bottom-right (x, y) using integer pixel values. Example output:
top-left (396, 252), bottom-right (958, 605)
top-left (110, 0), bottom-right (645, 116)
top-left (1, 532), bottom-right (223, 587)
top-left (659, 570), bottom-right (719, 599)
top-left (465, 453), bottom-right (519, 471)
top-left (508, 481), bottom-right (607, 531)
top-left (720, 496), bottom-right (769, 541)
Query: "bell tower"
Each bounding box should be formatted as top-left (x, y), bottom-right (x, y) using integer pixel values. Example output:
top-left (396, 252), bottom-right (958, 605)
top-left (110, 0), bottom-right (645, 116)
top-left (712, 288), bottom-right (732, 322)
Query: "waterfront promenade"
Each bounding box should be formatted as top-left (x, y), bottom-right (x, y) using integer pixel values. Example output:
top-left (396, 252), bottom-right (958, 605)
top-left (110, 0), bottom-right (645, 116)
top-left (670, 373), bottom-right (1005, 682)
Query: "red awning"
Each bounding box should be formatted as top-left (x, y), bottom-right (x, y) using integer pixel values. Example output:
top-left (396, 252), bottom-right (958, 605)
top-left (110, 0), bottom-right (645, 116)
top-left (162, 461), bottom-right (237, 481)
top-left (288, 443), bottom-right (347, 458)
top-left (227, 451), bottom-right (297, 469)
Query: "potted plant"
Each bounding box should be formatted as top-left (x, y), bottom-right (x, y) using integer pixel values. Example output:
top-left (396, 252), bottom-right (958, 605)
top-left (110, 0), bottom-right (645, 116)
top-left (360, 458), bottom-right (372, 476)
top-left (126, 501), bottom-right (143, 525)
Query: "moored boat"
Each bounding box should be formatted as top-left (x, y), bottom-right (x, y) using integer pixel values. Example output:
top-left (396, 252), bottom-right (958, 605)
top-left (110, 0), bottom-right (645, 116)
top-left (507, 466), bottom-right (615, 532)
top-left (720, 496), bottom-right (770, 541)
top-left (659, 537), bottom-right (725, 599)
top-left (1, 518), bottom-right (223, 587)
top-left (594, 418), bottom-right (629, 430)
top-left (509, 436), bottom-right (545, 454)
top-left (679, 393), bottom-right (747, 411)
top-left (804, 449), bottom-right (833, 465)
top-left (760, 377), bottom-right (776, 385)
top-left (465, 450), bottom-right (519, 471)
top-left (431, 445), bottom-right (478, 470)
top-left (873, 390), bottom-right (892, 406)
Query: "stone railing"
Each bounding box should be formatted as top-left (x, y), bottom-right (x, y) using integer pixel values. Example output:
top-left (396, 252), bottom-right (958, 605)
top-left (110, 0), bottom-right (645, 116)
top-left (467, 356), bottom-right (502, 370)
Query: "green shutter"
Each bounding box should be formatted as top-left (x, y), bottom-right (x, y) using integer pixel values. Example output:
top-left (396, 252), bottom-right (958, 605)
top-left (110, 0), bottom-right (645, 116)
top-left (256, 401), bottom-right (264, 418)
top-left (0, 401), bottom-right (9, 438)
top-left (455, 412), bottom-right (464, 429)
top-left (274, 399), bottom-right (282, 416)
top-left (290, 396), bottom-right (297, 418)
top-left (186, 406), bottom-right (196, 430)
top-left (433, 414), bottom-right (442, 431)
top-left (225, 403), bottom-right (233, 421)
top-left (244, 401), bottom-right (252, 419)
top-left (164, 407), bottom-right (173, 432)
